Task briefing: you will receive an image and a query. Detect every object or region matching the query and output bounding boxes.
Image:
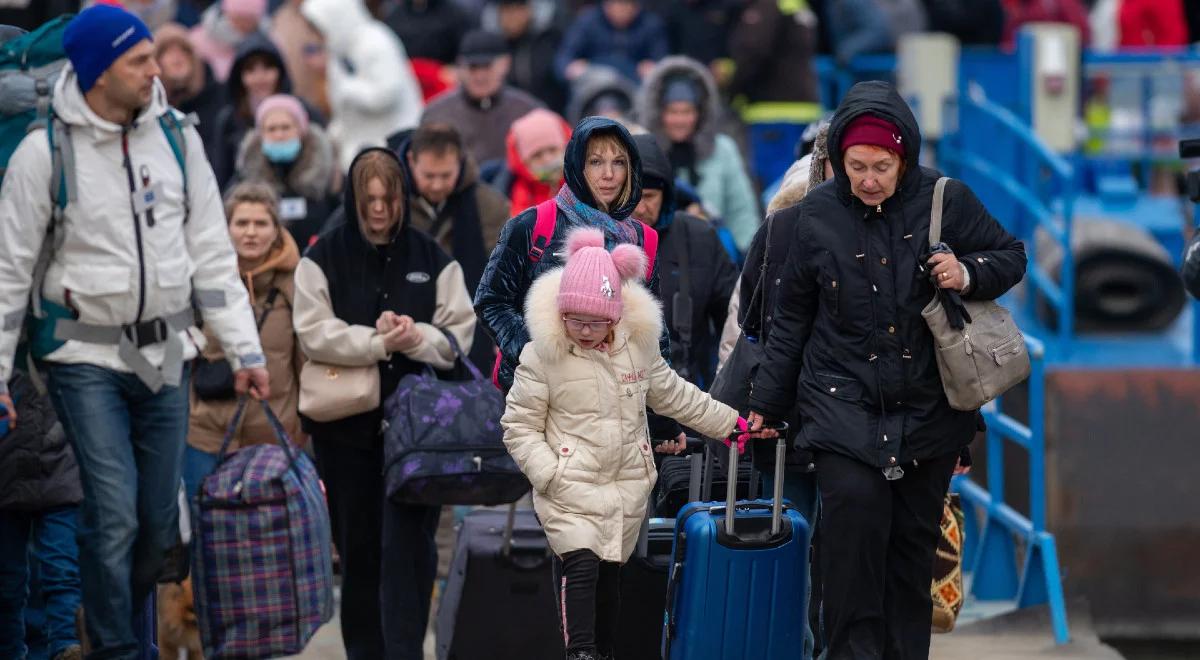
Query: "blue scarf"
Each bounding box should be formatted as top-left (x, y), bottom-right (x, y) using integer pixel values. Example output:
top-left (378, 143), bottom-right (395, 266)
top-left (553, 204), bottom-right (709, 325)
top-left (554, 183), bottom-right (640, 248)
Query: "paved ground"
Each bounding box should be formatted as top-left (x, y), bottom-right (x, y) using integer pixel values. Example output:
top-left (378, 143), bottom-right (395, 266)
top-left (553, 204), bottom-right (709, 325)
top-left (281, 508), bottom-right (1124, 660)
top-left (930, 599), bottom-right (1125, 660)
top-left (290, 594), bottom-right (1123, 660)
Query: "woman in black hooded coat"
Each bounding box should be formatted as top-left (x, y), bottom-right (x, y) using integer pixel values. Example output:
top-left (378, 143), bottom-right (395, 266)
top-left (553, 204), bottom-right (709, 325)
top-left (474, 116), bottom-right (681, 442)
top-left (748, 81), bottom-right (1026, 659)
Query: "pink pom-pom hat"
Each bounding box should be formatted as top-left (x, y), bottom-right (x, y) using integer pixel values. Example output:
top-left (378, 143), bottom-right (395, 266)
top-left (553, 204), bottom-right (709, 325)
top-left (557, 227), bottom-right (647, 323)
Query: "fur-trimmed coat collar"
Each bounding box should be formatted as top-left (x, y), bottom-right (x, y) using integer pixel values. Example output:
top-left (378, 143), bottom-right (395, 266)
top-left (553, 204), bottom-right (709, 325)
top-left (524, 267), bottom-right (663, 361)
top-left (636, 56), bottom-right (723, 161)
top-left (235, 125), bottom-right (337, 201)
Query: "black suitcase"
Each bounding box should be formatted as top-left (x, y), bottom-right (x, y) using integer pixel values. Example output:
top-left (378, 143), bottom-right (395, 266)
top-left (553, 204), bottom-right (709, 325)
top-left (436, 505), bottom-right (564, 660)
top-left (618, 446), bottom-right (708, 659)
top-left (653, 441), bottom-right (759, 519)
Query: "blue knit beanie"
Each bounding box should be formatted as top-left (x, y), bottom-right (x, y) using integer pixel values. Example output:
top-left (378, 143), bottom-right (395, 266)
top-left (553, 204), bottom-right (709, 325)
top-left (63, 5), bottom-right (153, 94)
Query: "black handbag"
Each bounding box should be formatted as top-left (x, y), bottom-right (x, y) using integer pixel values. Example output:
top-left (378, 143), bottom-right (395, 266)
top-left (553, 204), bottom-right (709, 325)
top-left (708, 215), bottom-right (773, 412)
top-left (193, 288), bottom-right (280, 401)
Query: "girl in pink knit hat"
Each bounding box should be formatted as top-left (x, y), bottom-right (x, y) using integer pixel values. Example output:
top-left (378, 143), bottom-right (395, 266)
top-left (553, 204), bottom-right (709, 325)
top-left (501, 227), bottom-right (767, 660)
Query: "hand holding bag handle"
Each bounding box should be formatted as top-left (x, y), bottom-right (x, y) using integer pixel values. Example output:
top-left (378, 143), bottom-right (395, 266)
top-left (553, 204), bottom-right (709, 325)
top-left (723, 422), bottom-right (789, 537)
top-left (211, 396), bottom-right (302, 479)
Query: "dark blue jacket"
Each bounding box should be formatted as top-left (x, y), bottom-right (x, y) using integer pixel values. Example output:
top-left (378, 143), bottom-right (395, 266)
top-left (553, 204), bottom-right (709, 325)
top-left (554, 6), bottom-right (669, 83)
top-left (474, 118), bottom-right (679, 437)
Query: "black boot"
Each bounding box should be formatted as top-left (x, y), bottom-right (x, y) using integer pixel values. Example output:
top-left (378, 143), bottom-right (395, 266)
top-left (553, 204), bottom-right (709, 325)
top-left (597, 652), bottom-right (614, 660)
top-left (566, 650), bottom-right (598, 660)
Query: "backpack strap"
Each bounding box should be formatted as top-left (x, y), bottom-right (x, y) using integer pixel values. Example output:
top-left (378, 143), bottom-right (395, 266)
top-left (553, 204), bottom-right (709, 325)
top-left (157, 110), bottom-right (194, 223)
top-left (528, 199), bottom-right (557, 263)
top-left (642, 223), bottom-right (659, 281)
top-left (34, 114), bottom-right (72, 319)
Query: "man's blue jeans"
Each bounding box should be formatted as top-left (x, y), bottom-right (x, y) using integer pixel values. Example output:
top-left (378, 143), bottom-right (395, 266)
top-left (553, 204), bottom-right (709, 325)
top-left (762, 467), bottom-right (820, 660)
top-left (0, 506), bottom-right (81, 660)
top-left (46, 363), bottom-right (189, 660)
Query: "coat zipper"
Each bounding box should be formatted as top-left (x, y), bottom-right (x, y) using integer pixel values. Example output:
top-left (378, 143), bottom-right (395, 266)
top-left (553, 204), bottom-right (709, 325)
top-left (121, 129), bottom-right (148, 322)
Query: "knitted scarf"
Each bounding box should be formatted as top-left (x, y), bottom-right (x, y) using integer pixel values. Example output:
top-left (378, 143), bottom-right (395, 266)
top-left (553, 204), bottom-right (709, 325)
top-left (554, 183), bottom-right (639, 248)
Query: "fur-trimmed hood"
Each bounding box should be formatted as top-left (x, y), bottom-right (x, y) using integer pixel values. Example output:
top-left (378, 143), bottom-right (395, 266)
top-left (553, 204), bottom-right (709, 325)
top-left (636, 56), bottom-right (722, 161)
top-left (523, 267), bottom-right (663, 362)
top-left (565, 66), bottom-right (638, 125)
top-left (235, 124), bottom-right (337, 200)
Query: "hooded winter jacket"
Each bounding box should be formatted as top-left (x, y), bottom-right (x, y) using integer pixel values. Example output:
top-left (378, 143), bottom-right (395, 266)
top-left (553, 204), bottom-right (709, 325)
top-left (502, 266), bottom-right (738, 562)
top-left (293, 148), bottom-right (476, 447)
top-left (301, 0), bottom-right (424, 170)
top-left (189, 231), bottom-right (304, 454)
top-left (564, 66), bottom-right (638, 125)
top-left (491, 112), bottom-right (572, 218)
top-left (235, 123), bottom-right (340, 249)
top-left (637, 56), bottom-right (760, 252)
top-left (474, 118), bottom-right (679, 440)
top-left (0, 371), bottom-right (81, 511)
top-left (633, 133), bottom-right (737, 387)
top-left (748, 82), bottom-right (1026, 468)
top-left (0, 65), bottom-right (264, 391)
top-left (212, 34), bottom-right (313, 188)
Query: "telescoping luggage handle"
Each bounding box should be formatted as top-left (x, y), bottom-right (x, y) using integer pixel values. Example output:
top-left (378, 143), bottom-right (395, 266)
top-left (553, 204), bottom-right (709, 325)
top-left (724, 422), bottom-right (789, 537)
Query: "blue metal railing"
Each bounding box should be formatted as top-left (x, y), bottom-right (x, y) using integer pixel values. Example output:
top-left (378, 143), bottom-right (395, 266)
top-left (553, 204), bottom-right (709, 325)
top-left (939, 86), bottom-right (1077, 347)
top-left (953, 335), bottom-right (1070, 644)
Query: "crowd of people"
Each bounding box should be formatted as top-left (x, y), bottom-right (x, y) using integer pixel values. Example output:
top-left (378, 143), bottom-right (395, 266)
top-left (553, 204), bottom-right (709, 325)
top-left (15, 0), bottom-right (1187, 658)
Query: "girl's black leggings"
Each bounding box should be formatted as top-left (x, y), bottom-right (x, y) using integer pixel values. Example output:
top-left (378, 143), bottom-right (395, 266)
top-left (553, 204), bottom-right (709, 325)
top-left (552, 549), bottom-right (622, 655)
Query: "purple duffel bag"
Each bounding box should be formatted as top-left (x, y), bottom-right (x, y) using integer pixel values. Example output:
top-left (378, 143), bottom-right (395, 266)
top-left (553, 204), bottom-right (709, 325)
top-left (193, 398), bottom-right (334, 659)
top-left (382, 329), bottom-right (529, 506)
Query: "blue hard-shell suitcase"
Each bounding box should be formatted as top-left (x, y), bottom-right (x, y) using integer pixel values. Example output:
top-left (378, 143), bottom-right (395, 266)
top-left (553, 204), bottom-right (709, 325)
top-left (662, 432), bottom-right (809, 660)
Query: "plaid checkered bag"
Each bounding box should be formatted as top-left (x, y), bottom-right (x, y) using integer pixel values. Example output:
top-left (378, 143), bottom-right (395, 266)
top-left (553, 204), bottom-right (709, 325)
top-left (193, 398), bottom-right (334, 658)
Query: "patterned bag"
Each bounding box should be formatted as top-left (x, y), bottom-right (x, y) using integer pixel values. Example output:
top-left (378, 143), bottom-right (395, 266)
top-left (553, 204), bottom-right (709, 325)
top-left (383, 330), bottom-right (529, 506)
top-left (193, 398), bottom-right (334, 659)
top-left (932, 493), bottom-right (966, 633)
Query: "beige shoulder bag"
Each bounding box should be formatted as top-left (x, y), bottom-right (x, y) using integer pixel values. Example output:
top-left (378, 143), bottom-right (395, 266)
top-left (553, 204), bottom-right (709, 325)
top-left (920, 177), bottom-right (1030, 411)
top-left (299, 361), bottom-right (381, 423)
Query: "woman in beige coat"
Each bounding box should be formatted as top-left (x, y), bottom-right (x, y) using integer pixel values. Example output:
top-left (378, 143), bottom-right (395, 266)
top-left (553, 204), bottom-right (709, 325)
top-left (502, 227), bottom-right (753, 660)
top-left (183, 182), bottom-right (304, 498)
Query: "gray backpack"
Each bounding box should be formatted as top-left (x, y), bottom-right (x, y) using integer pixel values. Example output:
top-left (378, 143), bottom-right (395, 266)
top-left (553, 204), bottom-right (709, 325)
top-left (920, 177), bottom-right (1030, 411)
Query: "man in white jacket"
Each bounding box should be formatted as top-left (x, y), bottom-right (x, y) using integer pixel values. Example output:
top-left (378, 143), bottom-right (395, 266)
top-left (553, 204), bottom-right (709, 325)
top-left (301, 0), bottom-right (424, 170)
top-left (0, 7), bottom-right (267, 656)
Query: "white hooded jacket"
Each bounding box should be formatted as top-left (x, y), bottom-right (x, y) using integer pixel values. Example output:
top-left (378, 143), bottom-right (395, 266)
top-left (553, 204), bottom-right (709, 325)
top-left (0, 65), bottom-right (262, 388)
top-left (301, 0), bottom-right (424, 170)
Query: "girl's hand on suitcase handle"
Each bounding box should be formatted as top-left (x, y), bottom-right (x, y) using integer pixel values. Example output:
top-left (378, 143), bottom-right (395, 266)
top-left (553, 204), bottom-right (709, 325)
top-left (743, 413), bottom-right (780, 439)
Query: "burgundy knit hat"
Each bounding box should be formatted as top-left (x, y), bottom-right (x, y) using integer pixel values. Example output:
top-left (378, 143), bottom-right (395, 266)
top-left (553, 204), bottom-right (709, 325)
top-left (840, 115), bottom-right (904, 155)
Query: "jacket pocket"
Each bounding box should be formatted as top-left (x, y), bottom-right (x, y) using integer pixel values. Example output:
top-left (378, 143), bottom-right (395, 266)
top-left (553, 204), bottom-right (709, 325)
top-left (813, 371), bottom-right (863, 403)
top-left (60, 263), bottom-right (133, 320)
top-left (549, 442), bottom-right (575, 494)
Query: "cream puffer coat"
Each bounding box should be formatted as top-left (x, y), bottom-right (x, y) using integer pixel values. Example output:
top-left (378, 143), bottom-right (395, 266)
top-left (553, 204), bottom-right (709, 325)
top-left (502, 268), bottom-right (739, 563)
